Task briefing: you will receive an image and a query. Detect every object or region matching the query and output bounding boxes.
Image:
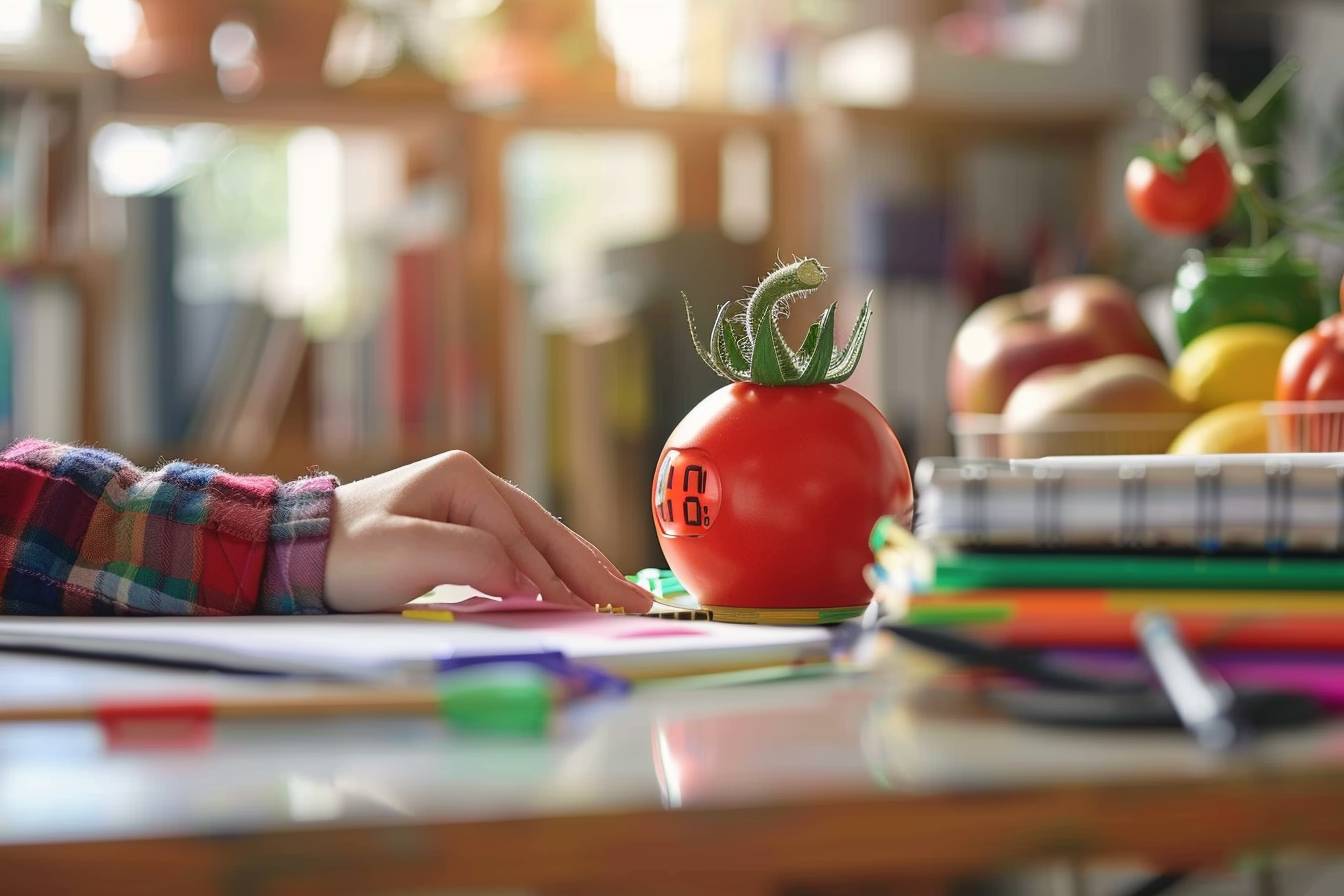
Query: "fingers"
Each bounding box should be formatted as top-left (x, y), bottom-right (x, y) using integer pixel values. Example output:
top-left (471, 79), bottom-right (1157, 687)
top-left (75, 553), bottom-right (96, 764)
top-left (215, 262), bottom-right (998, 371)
top-left (486, 473), bottom-right (654, 613)
top-left (405, 450), bottom-right (653, 613)
top-left (570, 530), bottom-right (623, 577)
top-left (432, 453), bottom-right (590, 610)
top-left (399, 519), bottom-right (537, 598)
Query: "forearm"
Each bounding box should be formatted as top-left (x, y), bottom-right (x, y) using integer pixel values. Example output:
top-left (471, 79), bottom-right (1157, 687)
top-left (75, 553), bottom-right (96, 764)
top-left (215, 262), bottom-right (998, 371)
top-left (0, 439), bottom-right (337, 615)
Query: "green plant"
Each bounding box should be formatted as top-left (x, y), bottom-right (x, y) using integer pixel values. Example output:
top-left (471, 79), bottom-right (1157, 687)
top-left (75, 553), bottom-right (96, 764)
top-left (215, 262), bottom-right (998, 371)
top-left (683, 258), bottom-right (872, 386)
top-left (1146, 57), bottom-right (1344, 247)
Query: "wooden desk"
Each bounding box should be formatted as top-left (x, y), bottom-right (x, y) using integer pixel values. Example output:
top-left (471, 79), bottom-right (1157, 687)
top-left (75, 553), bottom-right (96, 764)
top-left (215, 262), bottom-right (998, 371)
top-left (3, 648), bottom-right (1344, 894)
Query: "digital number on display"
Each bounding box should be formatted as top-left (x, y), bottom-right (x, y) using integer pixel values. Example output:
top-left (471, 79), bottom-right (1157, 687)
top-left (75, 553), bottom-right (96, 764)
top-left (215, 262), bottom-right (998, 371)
top-left (653, 448), bottom-right (720, 537)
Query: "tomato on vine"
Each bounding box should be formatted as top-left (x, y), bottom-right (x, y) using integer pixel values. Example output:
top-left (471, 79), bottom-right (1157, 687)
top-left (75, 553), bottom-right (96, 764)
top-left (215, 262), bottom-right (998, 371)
top-left (1125, 144), bottom-right (1235, 235)
top-left (652, 258), bottom-right (912, 624)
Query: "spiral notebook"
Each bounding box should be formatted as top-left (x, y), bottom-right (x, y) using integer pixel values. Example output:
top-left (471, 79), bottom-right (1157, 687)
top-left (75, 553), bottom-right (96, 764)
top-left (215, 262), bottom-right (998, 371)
top-left (915, 453), bottom-right (1344, 554)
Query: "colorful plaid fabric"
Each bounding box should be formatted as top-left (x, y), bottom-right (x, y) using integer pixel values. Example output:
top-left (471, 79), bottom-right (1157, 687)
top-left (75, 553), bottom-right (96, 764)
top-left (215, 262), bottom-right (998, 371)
top-left (0, 439), bottom-right (337, 615)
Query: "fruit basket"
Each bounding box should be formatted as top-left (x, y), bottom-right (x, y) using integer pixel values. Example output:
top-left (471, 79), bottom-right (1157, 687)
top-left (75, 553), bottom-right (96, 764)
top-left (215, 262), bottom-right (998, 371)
top-left (1262, 401), bottom-right (1344, 453)
top-left (950, 413), bottom-right (1199, 459)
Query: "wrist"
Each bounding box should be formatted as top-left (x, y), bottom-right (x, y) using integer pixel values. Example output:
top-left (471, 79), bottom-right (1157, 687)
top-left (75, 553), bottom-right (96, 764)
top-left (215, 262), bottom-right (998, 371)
top-left (259, 474), bottom-right (339, 614)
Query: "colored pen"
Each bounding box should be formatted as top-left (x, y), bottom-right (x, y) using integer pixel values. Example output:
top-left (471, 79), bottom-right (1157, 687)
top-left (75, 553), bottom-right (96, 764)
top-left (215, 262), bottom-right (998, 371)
top-left (0, 664), bottom-right (563, 738)
top-left (1135, 611), bottom-right (1248, 752)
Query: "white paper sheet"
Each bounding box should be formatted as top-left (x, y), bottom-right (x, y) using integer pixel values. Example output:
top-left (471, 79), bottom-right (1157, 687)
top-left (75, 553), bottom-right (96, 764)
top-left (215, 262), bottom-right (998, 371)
top-left (0, 614), bottom-right (833, 682)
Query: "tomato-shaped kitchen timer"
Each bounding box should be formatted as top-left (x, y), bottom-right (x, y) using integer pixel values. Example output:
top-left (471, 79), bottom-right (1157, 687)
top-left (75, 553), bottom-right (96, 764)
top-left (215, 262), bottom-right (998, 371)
top-left (653, 258), bottom-right (913, 624)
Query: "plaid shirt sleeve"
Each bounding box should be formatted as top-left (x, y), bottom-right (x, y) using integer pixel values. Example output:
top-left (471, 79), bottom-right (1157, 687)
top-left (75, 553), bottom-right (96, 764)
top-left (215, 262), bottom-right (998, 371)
top-left (0, 439), bottom-right (338, 615)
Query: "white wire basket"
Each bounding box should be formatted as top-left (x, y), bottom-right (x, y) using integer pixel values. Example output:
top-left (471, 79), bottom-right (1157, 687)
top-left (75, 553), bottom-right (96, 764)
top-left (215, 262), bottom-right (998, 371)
top-left (950, 413), bottom-right (1199, 459)
top-left (1262, 401), bottom-right (1344, 453)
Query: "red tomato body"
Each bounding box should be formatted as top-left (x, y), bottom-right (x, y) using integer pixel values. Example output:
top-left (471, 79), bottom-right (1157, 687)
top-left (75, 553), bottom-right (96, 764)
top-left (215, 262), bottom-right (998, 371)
top-left (653, 383), bottom-right (912, 610)
top-left (1124, 146), bottom-right (1235, 235)
top-left (1276, 314), bottom-right (1344, 450)
top-left (1277, 314), bottom-right (1344, 402)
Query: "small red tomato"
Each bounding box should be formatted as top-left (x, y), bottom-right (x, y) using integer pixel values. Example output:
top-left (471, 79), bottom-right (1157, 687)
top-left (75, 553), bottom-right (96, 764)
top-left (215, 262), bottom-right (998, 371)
top-left (1125, 145), bottom-right (1236, 235)
top-left (656, 259), bottom-right (912, 620)
top-left (1277, 314), bottom-right (1344, 403)
top-left (1275, 314), bottom-right (1344, 450)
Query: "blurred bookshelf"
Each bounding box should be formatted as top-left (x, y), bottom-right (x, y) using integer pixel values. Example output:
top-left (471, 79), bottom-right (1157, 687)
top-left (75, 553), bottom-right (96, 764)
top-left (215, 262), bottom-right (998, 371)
top-left (0, 64), bottom-right (808, 571)
top-left (0, 0), bottom-right (1201, 570)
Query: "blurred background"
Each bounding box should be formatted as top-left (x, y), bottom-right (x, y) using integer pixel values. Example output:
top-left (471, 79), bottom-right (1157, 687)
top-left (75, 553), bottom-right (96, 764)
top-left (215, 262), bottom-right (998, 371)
top-left (2, 0), bottom-right (1343, 572)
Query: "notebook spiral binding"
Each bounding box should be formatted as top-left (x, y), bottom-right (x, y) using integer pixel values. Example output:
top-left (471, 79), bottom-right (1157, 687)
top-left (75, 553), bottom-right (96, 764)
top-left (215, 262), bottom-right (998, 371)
top-left (1336, 467), bottom-right (1344, 552)
top-left (1266, 460), bottom-right (1292, 552)
top-left (1195, 462), bottom-right (1221, 552)
top-left (917, 453), bottom-right (1344, 555)
top-left (963, 464), bottom-right (989, 546)
top-left (1119, 464), bottom-right (1146, 547)
top-left (1033, 467), bottom-right (1064, 547)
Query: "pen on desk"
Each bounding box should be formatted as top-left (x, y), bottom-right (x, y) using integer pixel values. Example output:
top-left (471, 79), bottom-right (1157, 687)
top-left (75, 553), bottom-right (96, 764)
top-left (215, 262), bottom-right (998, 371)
top-left (0, 664), bottom-right (562, 738)
top-left (1135, 611), bottom-right (1248, 752)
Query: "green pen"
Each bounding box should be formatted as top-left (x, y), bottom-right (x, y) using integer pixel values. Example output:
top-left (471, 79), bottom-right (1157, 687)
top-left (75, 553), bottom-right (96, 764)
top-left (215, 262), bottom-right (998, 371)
top-left (435, 664), bottom-right (555, 737)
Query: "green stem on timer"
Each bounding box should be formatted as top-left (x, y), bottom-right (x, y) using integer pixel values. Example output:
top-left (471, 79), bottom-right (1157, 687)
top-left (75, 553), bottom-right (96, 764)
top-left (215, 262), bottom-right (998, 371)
top-left (685, 258), bottom-right (872, 387)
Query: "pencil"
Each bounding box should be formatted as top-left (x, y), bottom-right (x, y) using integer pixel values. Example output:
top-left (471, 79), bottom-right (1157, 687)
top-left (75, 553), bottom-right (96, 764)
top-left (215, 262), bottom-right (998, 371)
top-left (0, 665), bottom-right (558, 736)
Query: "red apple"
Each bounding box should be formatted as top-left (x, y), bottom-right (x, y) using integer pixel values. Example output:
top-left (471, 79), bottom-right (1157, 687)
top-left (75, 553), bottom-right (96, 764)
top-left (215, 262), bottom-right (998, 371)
top-left (947, 276), bottom-right (1166, 414)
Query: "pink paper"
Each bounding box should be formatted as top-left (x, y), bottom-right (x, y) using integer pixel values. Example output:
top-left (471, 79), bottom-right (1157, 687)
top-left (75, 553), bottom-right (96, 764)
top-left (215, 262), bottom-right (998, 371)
top-left (612, 626), bottom-right (705, 638)
top-left (411, 586), bottom-right (580, 615)
top-left (409, 585), bottom-right (671, 624)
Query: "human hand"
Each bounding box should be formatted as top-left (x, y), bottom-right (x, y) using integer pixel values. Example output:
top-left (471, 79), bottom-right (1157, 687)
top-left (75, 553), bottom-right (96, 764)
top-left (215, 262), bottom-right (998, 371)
top-left (324, 451), bottom-right (654, 614)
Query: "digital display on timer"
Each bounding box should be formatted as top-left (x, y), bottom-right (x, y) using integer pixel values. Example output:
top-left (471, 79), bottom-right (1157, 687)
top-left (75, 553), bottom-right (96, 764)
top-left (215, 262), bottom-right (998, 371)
top-left (653, 448), bottom-right (720, 537)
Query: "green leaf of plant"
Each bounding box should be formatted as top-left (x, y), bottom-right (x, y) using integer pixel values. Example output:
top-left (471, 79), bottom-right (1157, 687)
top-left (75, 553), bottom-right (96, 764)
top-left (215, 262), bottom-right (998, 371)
top-left (799, 320), bottom-right (822, 359)
top-left (750, 316), bottom-right (789, 386)
top-left (716, 348), bottom-right (748, 380)
top-left (683, 292), bottom-right (713, 362)
top-left (825, 292), bottom-right (873, 384)
top-left (1237, 56), bottom-right (1300, 122)
top-left (767, 317), bottom-right (802, 380)
top-left (1133, 143), bottom-right (1189, 177)
top-left (708, 301), bottom-right (742, 381)
top-left (685, 293), bottom-right (731, 380)
top-left (723, 314), bottom-right (750, 373)
top-left (794, 304), bottom-right (836, 386)
top-left (727, 314), bottom-right (749, 344)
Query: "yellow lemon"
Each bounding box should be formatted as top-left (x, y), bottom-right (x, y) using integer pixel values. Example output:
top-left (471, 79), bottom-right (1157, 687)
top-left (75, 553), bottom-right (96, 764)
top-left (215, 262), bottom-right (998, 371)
top-left (1169, 401), bottom-right (1269, 454)
top-left (1171, 323), bottom-right (1297, 410)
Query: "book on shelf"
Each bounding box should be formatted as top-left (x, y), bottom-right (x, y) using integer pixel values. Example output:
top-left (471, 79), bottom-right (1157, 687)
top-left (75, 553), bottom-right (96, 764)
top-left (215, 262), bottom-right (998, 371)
top-left (221, 315), bottom-right (307, 462)
top-left (0, 270), bottom-right (81, 445)
top-left (109, 190), bottom-right (310, 464)
top-left (0, 91), bottom-right (48, 261)
top-left (311, 237), bottom-right (486, 461)
top-left (112, 192), bottom-right (184, 450)
top-left (389, 244), bottom-right (441, 445)
top-left (103, 214), bottom-right (488, 466)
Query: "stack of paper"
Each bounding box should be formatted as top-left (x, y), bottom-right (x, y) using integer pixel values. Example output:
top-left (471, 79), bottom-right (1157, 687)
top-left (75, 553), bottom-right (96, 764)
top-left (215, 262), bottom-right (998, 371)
top-left (0, 613), bottom-right (833, 683)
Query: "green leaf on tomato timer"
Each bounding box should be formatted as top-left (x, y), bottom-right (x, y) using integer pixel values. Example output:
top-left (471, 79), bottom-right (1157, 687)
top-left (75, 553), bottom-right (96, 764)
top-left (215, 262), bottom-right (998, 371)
top-left (750, 316), bottom-right (791, 385)
top-left (824, 291), bottom-right (874, 384)
top-left (796, 303), bottom-right (837, 386)
top-left (683, 257), bottom-right (872, 387)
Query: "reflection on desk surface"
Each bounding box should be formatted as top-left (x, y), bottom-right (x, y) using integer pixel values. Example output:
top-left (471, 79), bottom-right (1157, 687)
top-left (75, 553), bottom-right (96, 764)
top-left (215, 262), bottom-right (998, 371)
top-left (1, 649), bottom-right (1343, 847)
